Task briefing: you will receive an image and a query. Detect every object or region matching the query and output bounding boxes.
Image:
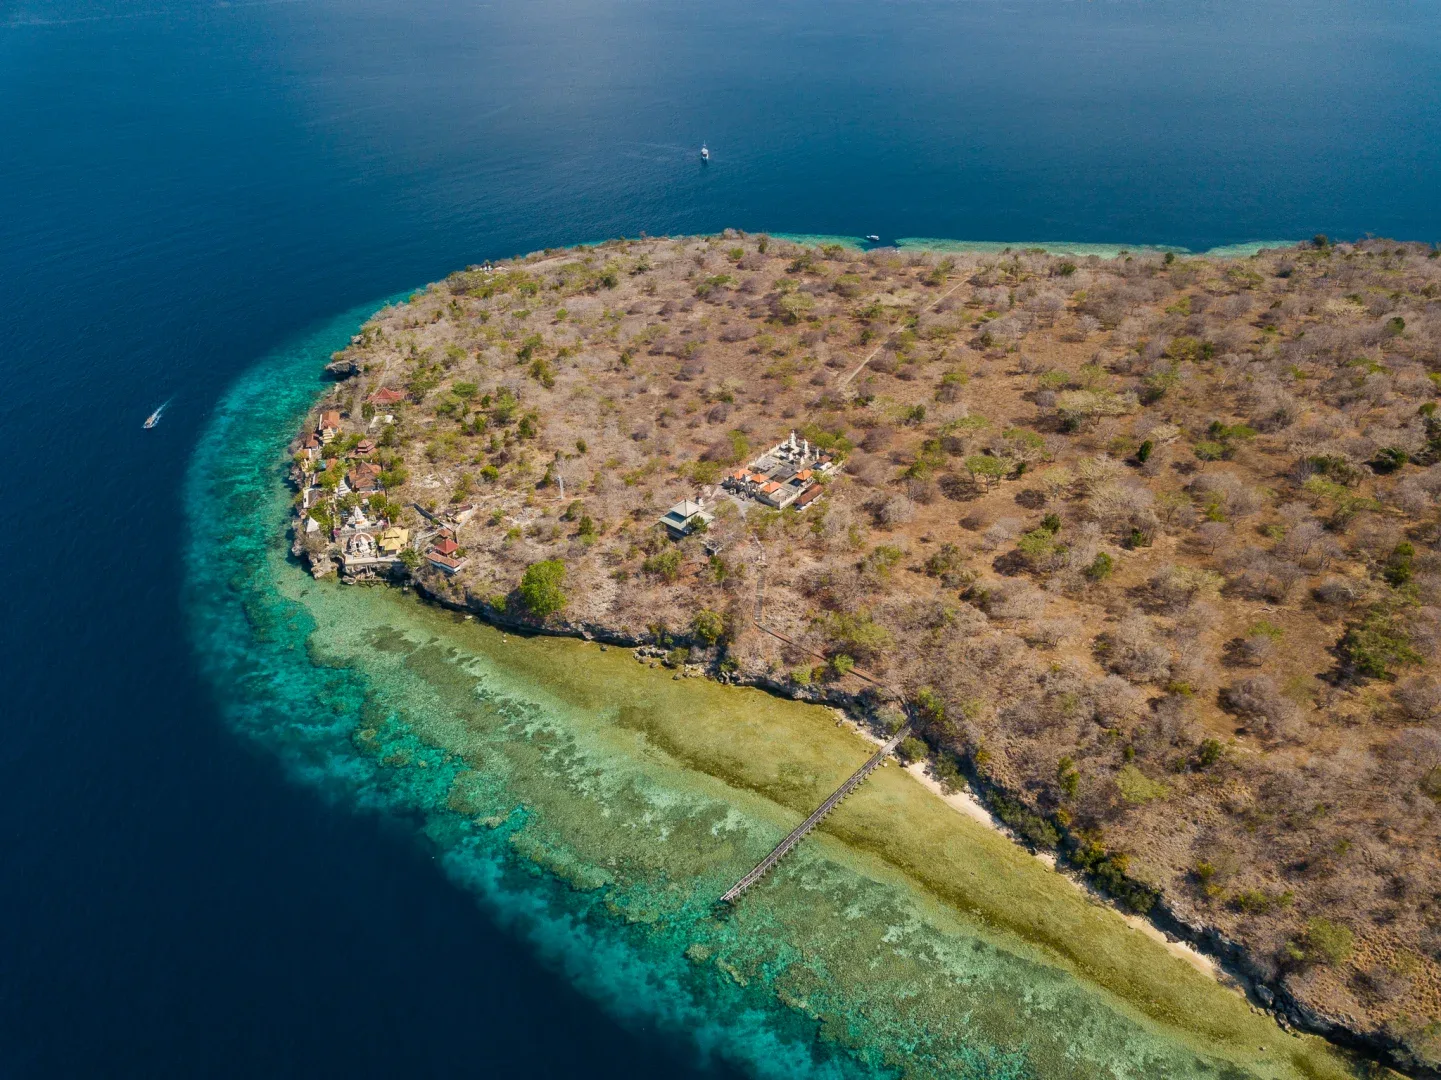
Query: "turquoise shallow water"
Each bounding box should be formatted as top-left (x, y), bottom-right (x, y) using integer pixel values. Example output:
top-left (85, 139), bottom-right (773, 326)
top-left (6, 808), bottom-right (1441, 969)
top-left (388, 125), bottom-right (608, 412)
top-left (183, 308), bottom-right (1363, 1080)
top-left (773, 235), bottom-right (1300, 259)
top-left (182, 305), bottom-right (860, 1080)
top-left (10, 0), bottom-right (1440, 1071)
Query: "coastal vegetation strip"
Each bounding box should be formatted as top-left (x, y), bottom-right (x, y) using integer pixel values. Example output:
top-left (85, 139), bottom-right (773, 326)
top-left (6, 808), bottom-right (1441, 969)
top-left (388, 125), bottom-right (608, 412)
top-left (286, 230), bottom-right (1441, 1075)
top-left (276, 580), bottom-right (1362, 1080)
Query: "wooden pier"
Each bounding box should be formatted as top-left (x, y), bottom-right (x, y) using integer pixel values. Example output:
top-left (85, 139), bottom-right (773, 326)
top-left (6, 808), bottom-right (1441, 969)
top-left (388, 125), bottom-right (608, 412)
top-left (719, 722), bottom-right (912, 904)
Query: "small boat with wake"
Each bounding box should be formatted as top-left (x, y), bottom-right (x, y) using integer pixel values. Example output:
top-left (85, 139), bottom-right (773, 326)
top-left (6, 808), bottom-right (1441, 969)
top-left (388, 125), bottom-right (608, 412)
top-left (143, 399), bottom-right (170, 429)
top-left (700, 142), bottom-right (710, 162)
top-left (865, 234), bottom-right (880, 242)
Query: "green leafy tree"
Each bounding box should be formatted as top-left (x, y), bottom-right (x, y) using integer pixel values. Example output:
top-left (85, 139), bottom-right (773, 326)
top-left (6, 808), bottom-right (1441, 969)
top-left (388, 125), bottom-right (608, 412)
top-left (865, 544), bottom-right (905, 580)
top-left (691, 609), bottom-right (726, 645)
top-left (1056, 756), bottom-right (1080, 797)
top-left (1339, 603), bottom-right (1421, 679)
top-left (898, 737), bottom-right (929, 764)
top-left (818, 611), bottom-right (894, 664)
top-left (1291, 919), bottom-right (1353, 967)
top-left (964, 454), bottom-right (1007, 490)
top-left (642, 548), bottom-right (683, 583)
top-left (516, 333), bottom-right (545, 362)
top-left (518, 559), bottom-right (567, 618)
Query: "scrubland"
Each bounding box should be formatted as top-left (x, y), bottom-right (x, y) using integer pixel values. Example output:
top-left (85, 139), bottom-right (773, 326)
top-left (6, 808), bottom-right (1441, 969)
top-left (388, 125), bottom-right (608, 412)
top-left (304, 232), bottom-right (1441, 1070)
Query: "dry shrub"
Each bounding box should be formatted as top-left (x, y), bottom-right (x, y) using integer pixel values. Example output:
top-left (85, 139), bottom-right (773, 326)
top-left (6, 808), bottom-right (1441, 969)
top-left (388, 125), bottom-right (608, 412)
top-left (1062, 521), bottom-right (1103, 572)
top-left (1149, 564), bottom-right (1225, 611)
top-left (1242, 382), bottom-right (1302, 431)
top-left (1393, 465), bottom-right (1441, 514)
top-left (1237, 633), bottom-right (1277, 666)
top-left (847, 454), bottom-right (886, 487)
top-left (1314, 575), bottom-right (1362, 607)
top-left (1024, 290), bottom-right (1067, 322)
top-left (1189, 472), bottom-right (1263, 519)
top-left (815, 498), bottom-right (861, 547)
top-left (905, 477), bottom-right (936, 504)
top-left (1093, 674), bottom-right (1148, 723)
top-left (1287, 415), bottom-right (1359, 460)
top-left (1025, 618), bottom-right (1080, 648)
top-left (998, 692), bottom-right (1072, 739)
top-left (975, 579), bottom-right (1046, 621)
top-left (1220, 675), bottom-right (1300, 740)
top-left (1280, 519), bottom-right (1328, 562)
top-left (877, 493), bottom-right (916, 526)
top-left (1075, 455), bottom-right (1125, 491)
top-left (1395, 675), bottom-right (1441, 725)
top-left (980, 517), bottom-right (1021, 551)
top-left (1228, 546), bottom-right (1304, 602)
top-left (1169, 650), bottom-right (1216, 696)
top-left (1097, 615), bottom-right (1172, 683)
top-left (1087, 480), bottom-right (1156, 535)
top-left (1194, 520), bottom-right (1232, 556)
top-left (860, 425), bottom-right (894, 452)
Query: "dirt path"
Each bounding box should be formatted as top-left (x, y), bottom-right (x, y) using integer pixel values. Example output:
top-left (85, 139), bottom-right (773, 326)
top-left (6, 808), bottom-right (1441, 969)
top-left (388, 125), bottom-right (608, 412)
top-left (836, 275), bottom-right (969, 388)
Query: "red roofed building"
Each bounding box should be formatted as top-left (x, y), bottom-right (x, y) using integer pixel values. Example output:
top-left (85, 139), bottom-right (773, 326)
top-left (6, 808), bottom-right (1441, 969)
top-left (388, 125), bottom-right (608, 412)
top-left (430, 537), bottom-right (460, 557)
top-left (795, 483), bottom-right (824, 508)
top-left (346, 461), bottom-right (383, 493)
top-left (318, 410), bottom-right (341, 443)
top-left (366, 387), bottom-right (406, 406)
top-left (426, 552), bottom-right (465, 574)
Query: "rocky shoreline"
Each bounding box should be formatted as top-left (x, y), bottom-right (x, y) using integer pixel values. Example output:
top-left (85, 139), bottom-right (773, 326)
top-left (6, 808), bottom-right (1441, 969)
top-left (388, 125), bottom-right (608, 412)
top-left (296, 526), bottom-right (1425, 1078)
top-left (280, 234), bottom-right (1441, 1077)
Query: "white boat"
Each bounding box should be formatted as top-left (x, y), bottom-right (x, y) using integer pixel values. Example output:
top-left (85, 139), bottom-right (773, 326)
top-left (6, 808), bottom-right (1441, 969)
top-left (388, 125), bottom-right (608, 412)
top-left (143, 399), bottom-right (169, 429)
top-left (700, 143), bottom-right (710, 161)
top-left (865, 234), bottom-right (880, 242)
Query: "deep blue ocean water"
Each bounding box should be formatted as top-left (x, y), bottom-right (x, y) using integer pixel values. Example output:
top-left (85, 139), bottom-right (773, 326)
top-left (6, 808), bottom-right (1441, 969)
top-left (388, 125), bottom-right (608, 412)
top-left (2, 0), bottom-right (1440, 1075)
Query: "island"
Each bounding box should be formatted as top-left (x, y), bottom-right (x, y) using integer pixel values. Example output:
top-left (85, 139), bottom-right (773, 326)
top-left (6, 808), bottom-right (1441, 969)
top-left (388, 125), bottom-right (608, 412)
top-left (288, 232), bottom-right (1441, 1076)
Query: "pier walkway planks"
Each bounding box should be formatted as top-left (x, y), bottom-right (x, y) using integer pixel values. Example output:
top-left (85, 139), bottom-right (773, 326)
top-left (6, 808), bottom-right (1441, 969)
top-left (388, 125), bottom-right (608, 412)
top-left (719, 722), bottom-right (912, 904)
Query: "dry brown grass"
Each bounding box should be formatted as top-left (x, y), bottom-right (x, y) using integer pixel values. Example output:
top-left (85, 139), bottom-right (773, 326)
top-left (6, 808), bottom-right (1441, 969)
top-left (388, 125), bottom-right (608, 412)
top-left (302, 232), bottom-right (1441, 1060)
